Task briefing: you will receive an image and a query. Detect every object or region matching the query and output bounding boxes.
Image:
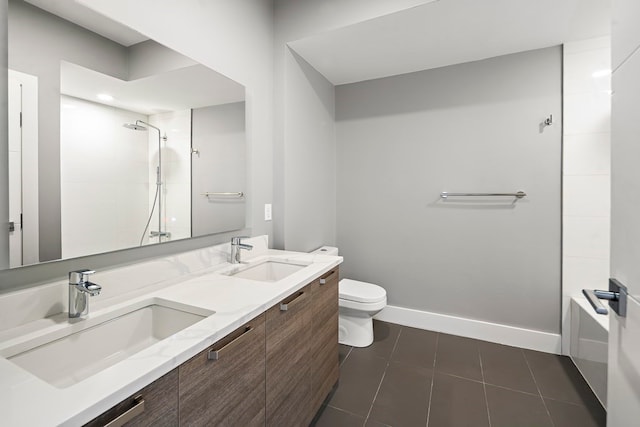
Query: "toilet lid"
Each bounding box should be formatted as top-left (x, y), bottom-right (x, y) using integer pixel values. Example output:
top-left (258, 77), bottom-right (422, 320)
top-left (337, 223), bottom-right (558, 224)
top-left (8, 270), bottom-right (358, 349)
top-left (339, 279), bottom-right (386, 303)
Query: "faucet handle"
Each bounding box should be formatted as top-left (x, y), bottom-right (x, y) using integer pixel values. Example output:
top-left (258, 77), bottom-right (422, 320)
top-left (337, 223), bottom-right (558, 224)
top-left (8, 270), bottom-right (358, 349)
top-left (69, 269), bottom-right (96, 284)
top-left (231, 236), bottom-right (250, 244)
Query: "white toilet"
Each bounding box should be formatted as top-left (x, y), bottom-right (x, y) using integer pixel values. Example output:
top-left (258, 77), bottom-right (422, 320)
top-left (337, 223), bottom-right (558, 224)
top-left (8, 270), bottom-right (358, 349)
top-left (311, 246), bottom-right (387, 347)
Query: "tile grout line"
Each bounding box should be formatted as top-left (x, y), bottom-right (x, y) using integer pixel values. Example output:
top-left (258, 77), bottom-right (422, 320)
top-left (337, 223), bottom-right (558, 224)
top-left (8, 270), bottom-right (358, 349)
top-left (438, 371), bottom-right (485, 384)
top-left (522, 348), bottom-right (556, 427)
top-left (543, 395), bottom-right (606, 408)
top-left (484, 381), bottom-right (548, 398)
top-left (426, 369), bottom-right (547, 394)
top-left (340, 346), bottom-right (353, 367)
top-left (325, 404), bottom-right (367, 419)
top-left (479, 351), bottom-right (492, 427)
top-left (362, 327), bottom-right (403, 427)
top-left (325, 345), bottom-right (354, 422)
top-left (363, 369), bottom-right (388, 427)
top-left (425, 332), bottom-right (439, 427)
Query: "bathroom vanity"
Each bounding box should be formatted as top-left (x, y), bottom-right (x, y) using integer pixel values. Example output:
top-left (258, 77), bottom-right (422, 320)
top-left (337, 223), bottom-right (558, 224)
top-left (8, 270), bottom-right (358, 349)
top-left (0, 237), bottom-right (342, 426)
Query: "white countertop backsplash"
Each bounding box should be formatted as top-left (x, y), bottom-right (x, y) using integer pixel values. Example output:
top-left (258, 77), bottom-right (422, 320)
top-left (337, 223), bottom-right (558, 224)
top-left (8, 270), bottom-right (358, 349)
top-left (0, 236), bottom-right (342, 426)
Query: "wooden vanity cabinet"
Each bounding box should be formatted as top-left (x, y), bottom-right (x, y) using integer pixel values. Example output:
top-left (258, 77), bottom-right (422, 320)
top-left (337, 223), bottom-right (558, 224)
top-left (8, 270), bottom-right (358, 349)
top-left (310, 268), bottom-right (340, 416)
top-left (265, 284), bottom-right (313, 426)
top-left (178, 313), bottom-right (266, 426)
top-left (83, 369), bottom-right (178, 427)
top-left (265, 266), bottom-right (340, 425)
top-left (85, 266), bottom-right (339, 426)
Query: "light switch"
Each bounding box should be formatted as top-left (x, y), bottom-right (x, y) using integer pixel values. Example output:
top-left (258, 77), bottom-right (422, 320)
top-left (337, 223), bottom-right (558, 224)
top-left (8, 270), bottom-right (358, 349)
top-left (264, 203), bottom-right (272, 221)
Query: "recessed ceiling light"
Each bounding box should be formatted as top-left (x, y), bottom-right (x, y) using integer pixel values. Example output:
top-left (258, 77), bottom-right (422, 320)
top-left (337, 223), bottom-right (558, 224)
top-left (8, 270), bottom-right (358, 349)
top-left (592, 69), bottom-right (611, 78)
top-left (97, 93), bottom-right (114, 101)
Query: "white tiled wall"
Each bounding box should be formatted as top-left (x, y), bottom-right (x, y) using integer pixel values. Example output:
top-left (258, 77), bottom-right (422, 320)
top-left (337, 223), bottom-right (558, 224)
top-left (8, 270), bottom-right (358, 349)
top-left (562, 37), bottom-right (612, 354)
top-left (60, 96), bottom-right (150, 258)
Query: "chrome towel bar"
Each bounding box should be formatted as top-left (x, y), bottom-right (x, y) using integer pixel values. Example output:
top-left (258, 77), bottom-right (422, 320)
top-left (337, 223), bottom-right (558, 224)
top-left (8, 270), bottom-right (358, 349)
top-left (201, 192), bottom-right (244, 198)
top-left (440, 191), bottom-right (526, 199)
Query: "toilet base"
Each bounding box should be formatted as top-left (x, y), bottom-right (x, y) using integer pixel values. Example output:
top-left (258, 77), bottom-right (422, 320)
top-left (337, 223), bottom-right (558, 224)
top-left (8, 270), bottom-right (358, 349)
top-left (339, 313), bottom-right (374, 347)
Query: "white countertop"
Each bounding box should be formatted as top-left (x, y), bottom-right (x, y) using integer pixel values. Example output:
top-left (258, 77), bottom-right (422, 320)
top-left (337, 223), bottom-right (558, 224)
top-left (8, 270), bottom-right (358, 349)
top-left (0, 247), bottom-right (342, 426)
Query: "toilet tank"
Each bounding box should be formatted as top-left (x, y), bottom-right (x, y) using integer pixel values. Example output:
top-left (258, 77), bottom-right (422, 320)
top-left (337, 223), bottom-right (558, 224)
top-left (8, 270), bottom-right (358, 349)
top-left (311, 246), bottom-right (339, 256)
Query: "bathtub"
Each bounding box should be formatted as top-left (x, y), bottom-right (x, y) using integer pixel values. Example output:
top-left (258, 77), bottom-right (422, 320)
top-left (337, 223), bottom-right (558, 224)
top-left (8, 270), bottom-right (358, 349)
top-left (570, 296), bottom-right (608, 408)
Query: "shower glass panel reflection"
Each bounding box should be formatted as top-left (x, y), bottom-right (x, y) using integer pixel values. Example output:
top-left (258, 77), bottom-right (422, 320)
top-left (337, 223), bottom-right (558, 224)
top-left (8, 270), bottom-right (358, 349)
top-left (60, 96), bottom-right (191, 258)
top-left (123, 119), bottom-right (169, 246)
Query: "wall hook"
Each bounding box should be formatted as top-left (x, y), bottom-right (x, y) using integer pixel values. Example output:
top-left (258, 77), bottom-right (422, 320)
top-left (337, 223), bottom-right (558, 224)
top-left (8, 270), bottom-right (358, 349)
top-left (543, 114), bottom-right (553, 127)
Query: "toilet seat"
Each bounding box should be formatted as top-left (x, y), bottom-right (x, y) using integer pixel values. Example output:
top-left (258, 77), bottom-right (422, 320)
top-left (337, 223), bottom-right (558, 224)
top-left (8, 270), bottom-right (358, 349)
top-left (339, 297), bottom-right (387, 312)
top-left (339, 279), bottom-right (386, 303)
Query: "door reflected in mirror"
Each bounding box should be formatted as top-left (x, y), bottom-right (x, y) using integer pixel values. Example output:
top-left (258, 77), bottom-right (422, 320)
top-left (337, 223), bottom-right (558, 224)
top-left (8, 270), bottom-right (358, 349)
top-left (6, 0), bottom-right (246, 268)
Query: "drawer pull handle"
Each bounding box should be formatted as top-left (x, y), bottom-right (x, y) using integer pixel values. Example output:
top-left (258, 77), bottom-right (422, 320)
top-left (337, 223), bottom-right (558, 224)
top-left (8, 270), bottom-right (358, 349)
top-left (280, 291), bottom-right (305, 311)
top-left (208, 326), bottom-right (254, 361)
top-left (104, 395), bottom-right (145, 427)
top-left (319, 269), bottom-right (337, 285)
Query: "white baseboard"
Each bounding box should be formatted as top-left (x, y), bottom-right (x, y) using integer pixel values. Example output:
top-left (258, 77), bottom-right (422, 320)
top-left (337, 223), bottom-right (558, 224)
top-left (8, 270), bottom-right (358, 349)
top-left (374, 305), bottom-right (562, 354)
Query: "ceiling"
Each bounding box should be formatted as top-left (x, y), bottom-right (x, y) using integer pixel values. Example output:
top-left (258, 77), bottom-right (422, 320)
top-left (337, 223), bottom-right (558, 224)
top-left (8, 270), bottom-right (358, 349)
top-left (24, 0), bottom-right (611, 86)
top-left (289, 0), bottom-right (612, 85)
top-left (24, 0), bottom-right (148, 46)
top-left (21, 1), bottom-right (244, 114)
top-left (60, 62), bottom-right (245, 115)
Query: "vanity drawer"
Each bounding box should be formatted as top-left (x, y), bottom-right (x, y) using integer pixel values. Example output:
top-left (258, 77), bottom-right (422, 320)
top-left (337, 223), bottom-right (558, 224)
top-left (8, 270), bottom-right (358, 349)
top-left (266, 284), bottom-right (313, 426)
top-left (179, 313), bottom-right (266, 426)
top-left (83, 369), bottom-right (178, 427)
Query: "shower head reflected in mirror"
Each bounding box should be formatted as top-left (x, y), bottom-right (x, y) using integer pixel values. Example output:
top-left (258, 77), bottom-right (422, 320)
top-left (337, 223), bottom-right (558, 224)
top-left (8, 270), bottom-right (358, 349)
top-left (123, 120), bottom-right (165, 139)
top-left (123, 122), bottom-right (147, 131)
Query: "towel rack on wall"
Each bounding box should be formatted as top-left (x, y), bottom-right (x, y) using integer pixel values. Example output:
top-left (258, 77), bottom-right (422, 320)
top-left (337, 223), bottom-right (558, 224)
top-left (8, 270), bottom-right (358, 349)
top-left (201, 192), bottom-right (244, 198)
top-left (440, 191), bottom-right (527, 199)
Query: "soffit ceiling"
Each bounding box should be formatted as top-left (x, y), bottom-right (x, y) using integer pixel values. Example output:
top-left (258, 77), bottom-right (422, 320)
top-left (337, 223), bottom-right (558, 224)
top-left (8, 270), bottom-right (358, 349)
top-left (22, 1), bottom-right (244, 114)
top-left (289, 0), bottom-right (612, 85)
top-left (24, 0), bottom-right (148, 46)
top-left (24, 0), bottom-right (611, 85)
top-left (60, 62), bottom-right (245, 115)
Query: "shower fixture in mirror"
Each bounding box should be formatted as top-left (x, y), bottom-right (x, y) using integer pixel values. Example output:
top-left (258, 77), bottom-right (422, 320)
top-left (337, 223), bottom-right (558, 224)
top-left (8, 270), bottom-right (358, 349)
top-left (5, 0), bottom-right (246, 268)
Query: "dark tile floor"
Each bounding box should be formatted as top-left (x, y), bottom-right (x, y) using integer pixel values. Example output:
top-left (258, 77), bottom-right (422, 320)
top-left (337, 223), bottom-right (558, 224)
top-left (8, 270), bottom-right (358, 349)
top-left (314, 321), bottom-right (606, 427)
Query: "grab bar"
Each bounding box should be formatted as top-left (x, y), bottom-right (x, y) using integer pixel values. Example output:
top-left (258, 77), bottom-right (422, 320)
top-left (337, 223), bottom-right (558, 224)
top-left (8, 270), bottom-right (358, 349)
top-left (582, 278), bottom-right (628, 317)
top-left (582, 289), bottom-right (612, 314)
top-left (201, 192), bottom-right (244, 198)
top-left (440, 191), bottom-right (526, 199)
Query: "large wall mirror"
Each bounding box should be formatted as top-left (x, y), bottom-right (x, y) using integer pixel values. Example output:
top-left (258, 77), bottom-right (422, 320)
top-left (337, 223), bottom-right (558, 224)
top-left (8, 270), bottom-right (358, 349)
top-left (5, 0), bottom-right (246, 269)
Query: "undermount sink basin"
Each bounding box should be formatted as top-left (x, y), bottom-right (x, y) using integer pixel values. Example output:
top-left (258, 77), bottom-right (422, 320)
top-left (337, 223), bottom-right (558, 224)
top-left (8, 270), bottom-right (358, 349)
top-left (224, 259), bottom-right (310, 282)
top-left (7, 300), bottom-right (213, 388)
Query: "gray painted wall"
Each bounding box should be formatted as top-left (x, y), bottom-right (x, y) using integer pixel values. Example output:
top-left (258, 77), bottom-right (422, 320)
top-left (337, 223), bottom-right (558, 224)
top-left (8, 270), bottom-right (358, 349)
top-left (281, 49), bottom-right (336, 251)
top-left (0, 1), bottom-right (8, 269)
top-left (192, 102), bottom-right (246, 236)
top-left (336, 47), bottom-right (562, 333)
top-left (8, 0), bottom-right (130, 261)
top-left (272, 0), bottom-right (431, 250)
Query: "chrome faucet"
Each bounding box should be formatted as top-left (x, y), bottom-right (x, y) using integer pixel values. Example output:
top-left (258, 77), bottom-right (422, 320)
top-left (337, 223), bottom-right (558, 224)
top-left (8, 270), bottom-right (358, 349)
top-left (230, 236), bottom-right (253, 264)
top-left (68, 269), bottom-right (101, 318)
